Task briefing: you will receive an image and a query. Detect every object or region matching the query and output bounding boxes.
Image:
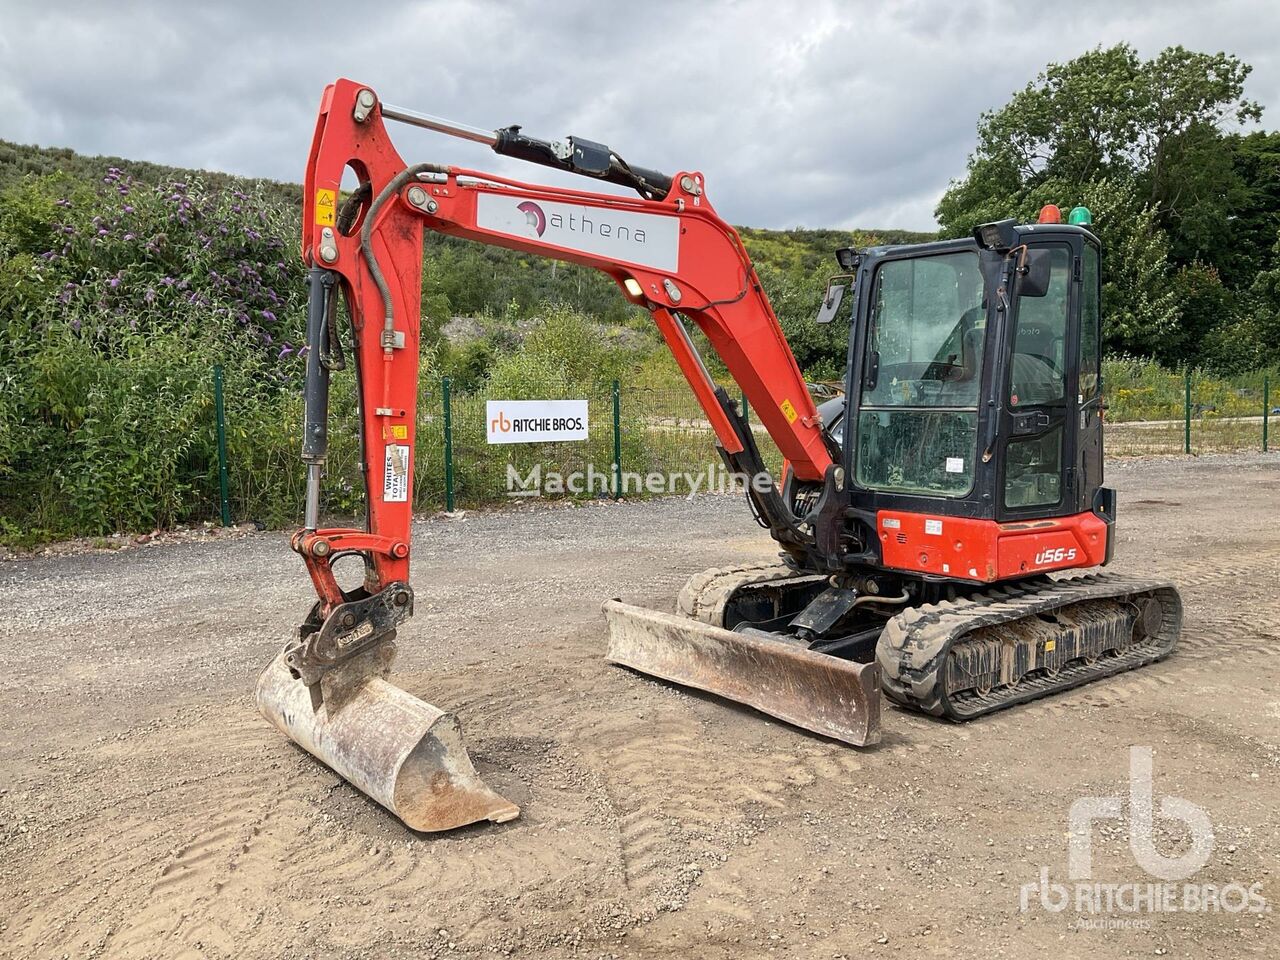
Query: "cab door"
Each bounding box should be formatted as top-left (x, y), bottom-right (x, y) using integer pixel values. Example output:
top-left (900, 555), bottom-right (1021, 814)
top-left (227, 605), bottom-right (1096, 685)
top-left (1075, 240), bottom-right (1104, 513)
top-left (997, 242), bottom-right (1077, 520)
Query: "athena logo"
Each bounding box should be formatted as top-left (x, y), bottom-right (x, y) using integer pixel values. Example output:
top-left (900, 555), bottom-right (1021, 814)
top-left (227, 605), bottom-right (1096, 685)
top-left (516, 201), bottom-right (546, 237)
top-left (1069, 746), bottom-right (1214, 882)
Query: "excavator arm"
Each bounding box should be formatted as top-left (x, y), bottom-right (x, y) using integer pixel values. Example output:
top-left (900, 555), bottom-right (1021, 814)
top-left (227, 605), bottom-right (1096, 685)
top-left (287, 79), bottom-right (848, 676)
top-left (257, 80), bottom-right (872, 834)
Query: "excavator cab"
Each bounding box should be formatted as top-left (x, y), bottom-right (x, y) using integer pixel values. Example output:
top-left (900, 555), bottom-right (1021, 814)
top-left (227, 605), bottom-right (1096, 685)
top-left (839, 219), bottom-right (1107, 532)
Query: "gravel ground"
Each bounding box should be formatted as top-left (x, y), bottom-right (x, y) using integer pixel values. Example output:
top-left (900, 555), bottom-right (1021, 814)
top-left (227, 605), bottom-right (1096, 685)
top-left (1, 453), bottom-right (1278, 959)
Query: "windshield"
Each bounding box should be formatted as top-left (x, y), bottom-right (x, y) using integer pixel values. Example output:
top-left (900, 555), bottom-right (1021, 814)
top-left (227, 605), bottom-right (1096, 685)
top-left (862, 251), bottom-right (986, 407)
top-left (856, 251), bottom-right (986, 497)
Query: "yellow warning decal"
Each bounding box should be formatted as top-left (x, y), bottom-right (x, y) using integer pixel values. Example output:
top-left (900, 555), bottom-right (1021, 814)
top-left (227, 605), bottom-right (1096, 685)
top-left (315, 189), bottom-right (336, 226)
top-left (383, 424), bottom-right (409, 440)
top-left (780, 398), bottom-right (799, 424)
top-left (1044, 639), bottom-right (1056, 652)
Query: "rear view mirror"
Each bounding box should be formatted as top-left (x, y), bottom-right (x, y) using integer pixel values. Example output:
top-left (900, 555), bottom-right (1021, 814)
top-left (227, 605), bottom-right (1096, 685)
top-left (1018, 249), bottom-right (1052, 298)
top-left (815, 279), bottom-right (849, 324)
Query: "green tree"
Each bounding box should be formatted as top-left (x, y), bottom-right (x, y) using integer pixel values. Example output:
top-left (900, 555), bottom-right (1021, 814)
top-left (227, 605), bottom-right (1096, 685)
top-left (1167, 262), bottom-right (1233, 366)
top-left (754, 261), bottom-right (848, 381)
top-left (1214, 131), bottom-right (1280, 287)
top-left (936, 44), bottom-right (1261, 366)
top-left (1141, 47), bottom-right (1260, 207)
top-left (1155, 121), bottom-right (1246, 265)
top-left (1236, 229), bottom-right (1280, 368)
top-left (1078, 180), bottom-right (1181, 358)
top-left (937, 44), bottom-right (1259, 234)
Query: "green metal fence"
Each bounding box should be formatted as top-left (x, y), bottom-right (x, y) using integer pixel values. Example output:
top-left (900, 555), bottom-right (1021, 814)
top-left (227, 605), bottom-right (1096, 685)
top-left (408, 377), bottom-right (783, 509)
top-left (1103, 363), bottom-right (1273, 457)
top-left (410, 369), bottom-right (1275, 511)
top-left (208, 366), bottom-right (1276, 522)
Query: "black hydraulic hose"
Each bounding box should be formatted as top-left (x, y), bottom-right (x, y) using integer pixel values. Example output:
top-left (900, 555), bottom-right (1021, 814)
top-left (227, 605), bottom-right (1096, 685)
top-left (359, 162), bottom-right (448, 346)
top-left (320, 277), bottom-right (345, 372)
top-left (336, 183), bottom-right (371, 236)
top-left (712, 387), bottom-right (814, 546)
top-left (606, 154), bottom-right (673, 200)
top-left (338, 284), bottom-right (371, 532)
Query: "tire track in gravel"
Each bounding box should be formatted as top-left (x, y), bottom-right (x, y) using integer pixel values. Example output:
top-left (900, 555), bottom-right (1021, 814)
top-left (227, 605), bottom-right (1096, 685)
top-left (104, 652), bottom-right (780, 952)
top-left (434, 650), bottom-right (786, 918)
top-left (585, 713), bottom-right (738, 911)
top-left (423, 640), bottom-right (839, 921)
top-left (15, 574), bottom-right (1273, 957)
top-left (4, 687), bottom-right (621, 958)
top-left (2, 715), bottom-right (277, 959)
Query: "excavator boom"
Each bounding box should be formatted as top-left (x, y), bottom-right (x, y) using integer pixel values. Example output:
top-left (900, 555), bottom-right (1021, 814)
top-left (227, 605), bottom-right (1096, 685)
top-left (257, 79), bottom-right (877, 832)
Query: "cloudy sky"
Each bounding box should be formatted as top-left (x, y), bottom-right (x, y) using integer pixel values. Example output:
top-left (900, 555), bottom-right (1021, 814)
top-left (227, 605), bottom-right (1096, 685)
top-left (1, 0), bottom-right (1276, 231)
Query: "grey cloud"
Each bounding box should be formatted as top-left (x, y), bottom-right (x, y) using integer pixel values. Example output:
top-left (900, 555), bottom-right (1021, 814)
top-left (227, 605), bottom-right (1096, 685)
top-left (0, 0), bottom-right (1275, 231)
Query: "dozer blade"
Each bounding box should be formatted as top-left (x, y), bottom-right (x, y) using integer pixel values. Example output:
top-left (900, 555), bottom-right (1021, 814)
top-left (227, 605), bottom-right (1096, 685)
top-left (256, 650), bottom-right (519, 832)
top-left (604, 599), bottom-right (881, 746)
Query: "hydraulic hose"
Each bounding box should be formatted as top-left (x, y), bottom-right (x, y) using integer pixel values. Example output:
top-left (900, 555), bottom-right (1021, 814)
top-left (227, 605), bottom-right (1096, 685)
top-left (359, 162), bottom-right (448, 350)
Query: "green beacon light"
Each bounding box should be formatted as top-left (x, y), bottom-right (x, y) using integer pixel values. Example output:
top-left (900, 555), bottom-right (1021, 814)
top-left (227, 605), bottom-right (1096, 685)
top-left (1068, 205), bottom-right (1093, 226)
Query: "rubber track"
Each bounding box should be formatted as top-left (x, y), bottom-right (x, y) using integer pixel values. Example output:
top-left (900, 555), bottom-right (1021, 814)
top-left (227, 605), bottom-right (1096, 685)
top-left (875, 573), bottom-right (1182, 721)
top-left (677, 561), bottom-right (821, 625)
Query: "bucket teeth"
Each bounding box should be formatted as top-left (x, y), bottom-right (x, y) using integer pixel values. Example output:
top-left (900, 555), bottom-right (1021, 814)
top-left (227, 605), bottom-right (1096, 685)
top-left (257, 649), bottom-right (519, 832)
top-left (604, 599), bottom-right (881, 746)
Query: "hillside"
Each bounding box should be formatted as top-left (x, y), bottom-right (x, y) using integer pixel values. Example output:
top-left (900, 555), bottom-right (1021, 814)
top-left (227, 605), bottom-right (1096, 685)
top-left (0, 137), bottom-right (933, 315)
top-left (0, 139), bottom-right (301, 205)
top-left (0, 137), bottom-right (927, 542)
top-left (2, 138), bottom-right (931, 273)
top-left (0, 137), bottom-right (1272, 545)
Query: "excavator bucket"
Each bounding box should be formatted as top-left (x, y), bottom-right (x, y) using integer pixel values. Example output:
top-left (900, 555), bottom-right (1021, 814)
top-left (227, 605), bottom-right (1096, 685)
top-left (256, 648), bottom-right (519, 832)
top-left (603, 600), bottom-right (881, 746)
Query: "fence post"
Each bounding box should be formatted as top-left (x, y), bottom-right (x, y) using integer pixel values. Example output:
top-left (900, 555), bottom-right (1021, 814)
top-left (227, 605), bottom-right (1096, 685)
top-left (742, 390), bottom-right (750, 427)
top-left (1183, 369), bottom-right (1192, 455)
top-left (612, 379), bottom-right (622, 500)
top-left (214, 364), bottom-right (231, 526)
top-left (442, 376), bottom-right (455, 513)
top-left (1265, 376), bottom-right (1270, 453)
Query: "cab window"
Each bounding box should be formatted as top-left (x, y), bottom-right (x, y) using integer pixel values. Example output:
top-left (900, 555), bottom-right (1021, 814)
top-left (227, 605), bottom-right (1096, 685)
top-left (856, 251), bottom-right (985, 497)
top-left (1009, 246), bottom-right (1070, 407)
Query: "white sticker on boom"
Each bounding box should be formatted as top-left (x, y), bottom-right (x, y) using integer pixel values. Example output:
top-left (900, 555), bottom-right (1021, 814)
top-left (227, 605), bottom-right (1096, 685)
top-left (945, 457), bottom-right (964, 474)
top-left (384, 444), bottom-right (409, 503)
top-left (882, 517), bottom-right (901, 529)
top-left (476, 193), bottom-right (680, 272)
top-left (925, 519), bottom-right (943, 536)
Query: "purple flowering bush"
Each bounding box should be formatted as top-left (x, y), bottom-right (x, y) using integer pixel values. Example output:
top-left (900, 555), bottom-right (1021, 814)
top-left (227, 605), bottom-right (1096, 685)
top-left (0, 153), bottom-right (687, 544)
top-left (39, 168), bottom-right (305, 358)
top-left (0, 167), bottom-right (360, 542)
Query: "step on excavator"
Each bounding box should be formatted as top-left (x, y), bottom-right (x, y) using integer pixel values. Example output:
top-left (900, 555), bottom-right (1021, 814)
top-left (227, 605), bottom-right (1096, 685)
top-left (257, 79), bottom-right (1183, 831)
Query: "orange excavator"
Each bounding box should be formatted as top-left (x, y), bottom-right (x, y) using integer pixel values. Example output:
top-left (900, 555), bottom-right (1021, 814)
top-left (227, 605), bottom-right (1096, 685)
top-left (257, 79), bottom-right (1182, 831)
